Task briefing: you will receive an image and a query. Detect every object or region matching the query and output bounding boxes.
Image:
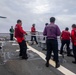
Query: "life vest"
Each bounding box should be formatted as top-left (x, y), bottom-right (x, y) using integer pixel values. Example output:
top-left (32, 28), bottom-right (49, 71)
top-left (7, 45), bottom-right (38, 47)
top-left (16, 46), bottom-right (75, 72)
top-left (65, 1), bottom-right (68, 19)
top-left (31, 27), bottom-right (36, 35)
top-left (61, 30), bottom-right (70, 40)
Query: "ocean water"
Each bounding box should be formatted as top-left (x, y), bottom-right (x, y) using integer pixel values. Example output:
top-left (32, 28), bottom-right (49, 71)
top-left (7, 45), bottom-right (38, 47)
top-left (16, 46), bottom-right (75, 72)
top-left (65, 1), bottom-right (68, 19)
top-left (0, 33), bottom-right (10, 37)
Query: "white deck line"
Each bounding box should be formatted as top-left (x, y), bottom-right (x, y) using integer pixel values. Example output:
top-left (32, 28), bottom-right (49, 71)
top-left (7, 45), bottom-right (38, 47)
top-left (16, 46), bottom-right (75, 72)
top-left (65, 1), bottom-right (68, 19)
top-left (8, 41), bottom-right (16, 42)
top-left (27, 45), bottom-right (76, 75)
top-left (12, 43), bottom-right (18, 45)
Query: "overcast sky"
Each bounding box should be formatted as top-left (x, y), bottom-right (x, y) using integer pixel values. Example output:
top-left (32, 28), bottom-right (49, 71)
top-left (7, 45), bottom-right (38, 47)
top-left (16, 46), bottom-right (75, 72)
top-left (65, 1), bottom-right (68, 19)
top-left (0, 0), bottom-right (76, 33)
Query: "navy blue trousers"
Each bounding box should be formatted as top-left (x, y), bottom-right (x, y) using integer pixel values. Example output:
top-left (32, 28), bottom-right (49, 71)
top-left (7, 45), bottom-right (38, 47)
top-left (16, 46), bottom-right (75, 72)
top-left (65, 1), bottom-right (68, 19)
top-left (60, 40), bottom-right (70, 55)
top-left (31, 36), bottom-right (38, 44)
top-left (73, 45), bottom-right (76, 61)
top-left (19, 40), bottom-right (27, 58)
top-left (46, 39), bottom-right (59, 63)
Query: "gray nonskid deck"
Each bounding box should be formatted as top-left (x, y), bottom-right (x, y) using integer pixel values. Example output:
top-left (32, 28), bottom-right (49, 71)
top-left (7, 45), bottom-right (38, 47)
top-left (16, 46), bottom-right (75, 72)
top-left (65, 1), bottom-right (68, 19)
top-left (0, 41), bottom-right (76, 75)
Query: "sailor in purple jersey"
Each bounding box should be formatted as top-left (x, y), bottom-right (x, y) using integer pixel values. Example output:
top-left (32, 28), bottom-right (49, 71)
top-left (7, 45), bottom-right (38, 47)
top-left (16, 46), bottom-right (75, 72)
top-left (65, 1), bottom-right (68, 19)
top-left (43, 23), bottom-right (60, 39)
top-left (43, 17), bottom-right (61, 68)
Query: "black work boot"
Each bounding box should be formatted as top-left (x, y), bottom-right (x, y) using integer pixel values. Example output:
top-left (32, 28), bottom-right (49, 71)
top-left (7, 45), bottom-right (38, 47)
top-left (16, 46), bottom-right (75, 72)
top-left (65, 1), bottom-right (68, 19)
top-left (72, 58), bottom-right (76, 64)
top-left (22, 53), bottom-right (28, 60)
top-left (55, 62), bottom-right (60, 68)
top-left (60, 50), bottom-right (63, 55)
top-left (72, 61), bottom-right (76, 64)
top-left (19, 53), bottom-right (22, 56)
top-left (45, 60), bottom-right (49, 67)
top-left (22, 56), bottom-right (28, 60)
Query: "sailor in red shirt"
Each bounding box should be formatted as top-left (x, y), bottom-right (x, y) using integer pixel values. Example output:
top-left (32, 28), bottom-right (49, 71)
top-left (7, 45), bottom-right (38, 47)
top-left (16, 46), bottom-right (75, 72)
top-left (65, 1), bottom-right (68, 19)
top-left (31, 24), bottom-right (38, 45)
top-left (60, 27), bottom-right (71, 56)
top-left (14, 19), bottom-right (28, 59)
top-left (71, 24), bottom-right (76, 64)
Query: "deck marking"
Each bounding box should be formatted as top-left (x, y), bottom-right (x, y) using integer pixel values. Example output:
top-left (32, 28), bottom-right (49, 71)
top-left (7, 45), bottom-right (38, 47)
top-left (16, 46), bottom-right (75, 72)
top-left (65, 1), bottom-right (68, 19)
top-left (8, 41), bottom-right (16, 42)
top-left (16, 49), bottom-right (31, 51)
top-left (27, 45), bottom-right (76, 75)
top-left (12, 43), bottom-right (18, 45)
top-left (16, 49), bottom-right (19, 52)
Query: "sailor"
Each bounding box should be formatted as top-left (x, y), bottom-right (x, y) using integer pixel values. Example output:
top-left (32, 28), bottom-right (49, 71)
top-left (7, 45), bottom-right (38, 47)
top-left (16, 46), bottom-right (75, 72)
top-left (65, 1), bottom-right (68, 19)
top-left (71, 24), bottom-right (76, 64)
top-left (43, 17), bottom-right (61, 68)
top-left (31, 24), bottom-right (38, 45)
top-left (14, 19), bottom-right (28, 59)
top-left (9, 26), bottom-right (14, 40)
top-left (60, 27), bottom-right (71, 56)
